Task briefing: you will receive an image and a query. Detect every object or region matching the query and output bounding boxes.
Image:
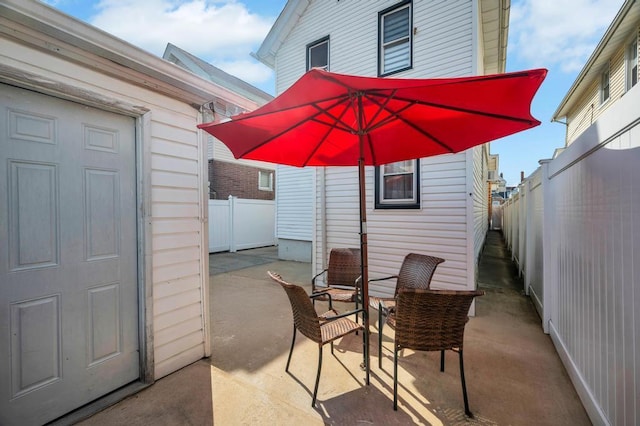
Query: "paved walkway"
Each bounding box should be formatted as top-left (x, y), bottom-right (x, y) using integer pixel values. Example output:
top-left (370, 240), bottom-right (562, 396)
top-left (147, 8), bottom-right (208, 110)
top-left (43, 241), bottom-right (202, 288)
top-left (76, 234), bottom-right (591, 425)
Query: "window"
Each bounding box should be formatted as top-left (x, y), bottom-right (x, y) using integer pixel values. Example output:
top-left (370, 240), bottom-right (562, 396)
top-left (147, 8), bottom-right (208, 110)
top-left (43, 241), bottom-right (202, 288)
top-left (626, 38), bottom-right (638, 91)
top-left (307, 36), bottom-right (329, 71)
top-left (600, 65), bottom-right (610, 104)
top-left (375, 160), bottom-right (420, 209)
top-left (258, 170), bottom-right (273, 191)
top-left (379, 1), bottom-right (412, 76)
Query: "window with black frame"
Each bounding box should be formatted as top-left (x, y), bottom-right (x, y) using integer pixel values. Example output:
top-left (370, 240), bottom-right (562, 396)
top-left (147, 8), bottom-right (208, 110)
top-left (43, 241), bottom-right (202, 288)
top-left (378, 1), bottom-right (412, 76)
top-left (307, 36), bottom-right (329, 71)
top-left (375, 159), bottom-right (420, 209)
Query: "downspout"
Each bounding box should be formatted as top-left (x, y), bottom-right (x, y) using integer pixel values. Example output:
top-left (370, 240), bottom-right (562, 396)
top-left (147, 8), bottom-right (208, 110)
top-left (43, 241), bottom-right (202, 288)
top-left (199, 103), bottom-right (213, 357)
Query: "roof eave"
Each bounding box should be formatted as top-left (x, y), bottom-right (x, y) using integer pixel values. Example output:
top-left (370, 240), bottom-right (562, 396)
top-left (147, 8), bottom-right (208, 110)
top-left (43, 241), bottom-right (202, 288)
top-left (552, 0), bottom-right (637, 120)
top-left (253, 0), bottom-right (309, 69)
top-left (0, 0), bottom-right (239, 108)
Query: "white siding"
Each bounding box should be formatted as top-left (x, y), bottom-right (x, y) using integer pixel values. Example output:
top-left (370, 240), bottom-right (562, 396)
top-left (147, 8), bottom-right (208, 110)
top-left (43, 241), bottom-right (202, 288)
top-left (277, 0), bottom-right (477, 291)
top-left (566, 45), bottom-right (626, 144)
top-left (472, 145), bottom-right (489, 264)
top-left (276, 166), bottom-right (314, 241)
top-left (1, 37), bottom-right (208, 380)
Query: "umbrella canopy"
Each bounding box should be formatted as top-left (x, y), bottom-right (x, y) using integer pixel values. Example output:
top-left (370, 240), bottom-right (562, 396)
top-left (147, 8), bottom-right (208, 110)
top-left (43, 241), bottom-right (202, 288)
top-left (199, 68), bottom-right (547, 167)
top-left (198, 68), bottom-right (547, 384)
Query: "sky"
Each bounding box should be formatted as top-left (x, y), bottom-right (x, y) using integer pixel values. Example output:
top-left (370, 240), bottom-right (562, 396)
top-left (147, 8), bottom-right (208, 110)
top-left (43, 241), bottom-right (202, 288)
top-left (44, 0), bottom-right (624, 186)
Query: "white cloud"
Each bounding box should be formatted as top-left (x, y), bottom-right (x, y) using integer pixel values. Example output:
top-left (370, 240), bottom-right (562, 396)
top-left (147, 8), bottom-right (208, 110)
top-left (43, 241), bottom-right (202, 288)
top-left (89, 0), bottom-right (275, 85)
top-left (509, 0), bottom-right (624, 73)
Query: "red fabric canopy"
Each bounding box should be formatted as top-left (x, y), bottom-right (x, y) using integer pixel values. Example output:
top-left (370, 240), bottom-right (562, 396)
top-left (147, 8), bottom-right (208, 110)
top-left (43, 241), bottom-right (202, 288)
top-left (199, 68), bottom-right (547, 167)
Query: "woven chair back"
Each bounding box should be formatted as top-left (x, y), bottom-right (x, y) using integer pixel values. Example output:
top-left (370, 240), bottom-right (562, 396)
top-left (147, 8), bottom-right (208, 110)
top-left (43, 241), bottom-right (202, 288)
top-left (326, 248), bottom-right (361, 288)
top-left (394, 289), bottom-right (484, 352)
top-left (268, 272), bottom-right (322, 343)
top-left (395, 253), bottom-right (445, 295)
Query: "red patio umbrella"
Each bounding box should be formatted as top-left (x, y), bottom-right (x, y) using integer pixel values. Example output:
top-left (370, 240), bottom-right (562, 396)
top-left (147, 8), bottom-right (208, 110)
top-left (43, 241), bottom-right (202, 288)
top-left (198, 68), bottom-right (546, 383)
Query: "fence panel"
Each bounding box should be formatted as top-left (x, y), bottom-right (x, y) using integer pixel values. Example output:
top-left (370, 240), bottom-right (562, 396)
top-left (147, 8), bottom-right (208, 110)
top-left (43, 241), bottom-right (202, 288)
top-left (209, 197), bottom-right (275, 253)
top-left (504, 86), bottom-right (640, 425)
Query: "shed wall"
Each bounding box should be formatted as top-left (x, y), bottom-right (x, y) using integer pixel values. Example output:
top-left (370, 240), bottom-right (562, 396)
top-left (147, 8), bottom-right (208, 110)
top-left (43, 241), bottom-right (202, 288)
top-left (0, 38), bottom-right (208, 380)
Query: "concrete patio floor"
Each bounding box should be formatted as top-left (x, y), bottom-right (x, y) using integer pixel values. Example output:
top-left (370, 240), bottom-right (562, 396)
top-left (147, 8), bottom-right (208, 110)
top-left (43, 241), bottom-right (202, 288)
top-left (77, 232), bottom-right (591, 425)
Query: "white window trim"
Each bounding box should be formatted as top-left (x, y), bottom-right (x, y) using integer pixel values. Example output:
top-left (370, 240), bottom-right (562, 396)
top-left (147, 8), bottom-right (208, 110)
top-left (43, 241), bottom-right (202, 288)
top-left (625, 36), bottom-right (638, 92)
top-left (258, 170), bottom-right (273, 192)
top-left (375, 159), bottom-right (420, 209)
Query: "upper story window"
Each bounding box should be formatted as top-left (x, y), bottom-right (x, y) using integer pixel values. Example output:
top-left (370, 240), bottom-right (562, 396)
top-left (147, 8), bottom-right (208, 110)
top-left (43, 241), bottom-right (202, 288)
top-left (379, 1), bottom-right (413, 76)
top-left (307, 36), bottom-right (329, 71)
top-left (600, 65), bottom-right (610, 104)
top-left (626, 38), bottom-right (638, 91)
top-left (259, 170), bottom-right (273, 191)
top-left (375, 159), bottom-right (420, 209)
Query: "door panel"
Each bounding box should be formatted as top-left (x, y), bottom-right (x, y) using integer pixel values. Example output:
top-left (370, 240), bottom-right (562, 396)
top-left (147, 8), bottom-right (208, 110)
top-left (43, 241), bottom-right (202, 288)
top-left (0, 84), bottom-right (139, 425)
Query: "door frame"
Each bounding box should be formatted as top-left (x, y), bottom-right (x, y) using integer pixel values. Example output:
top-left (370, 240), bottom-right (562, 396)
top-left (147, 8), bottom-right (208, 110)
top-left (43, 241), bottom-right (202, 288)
top-left (0, 73), bottom-right (154, 385)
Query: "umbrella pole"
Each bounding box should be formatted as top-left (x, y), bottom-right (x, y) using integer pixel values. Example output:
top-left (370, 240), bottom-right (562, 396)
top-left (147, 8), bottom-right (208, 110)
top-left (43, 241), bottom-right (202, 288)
top-left (358, 144), bottom-right (370, 386)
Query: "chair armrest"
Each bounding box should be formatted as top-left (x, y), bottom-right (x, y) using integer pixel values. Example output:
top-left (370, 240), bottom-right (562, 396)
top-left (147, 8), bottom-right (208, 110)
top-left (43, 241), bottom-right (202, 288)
top-left (312, 269), bottom-right (328, 284)
top-left (368, 275), bottom-right (398, 283)
top-left (324, 307), bottom-right (365, 321)
top-left (311, 290), bottom-right (333, 310)
top-left (311, 269), bottom-right (328, 293)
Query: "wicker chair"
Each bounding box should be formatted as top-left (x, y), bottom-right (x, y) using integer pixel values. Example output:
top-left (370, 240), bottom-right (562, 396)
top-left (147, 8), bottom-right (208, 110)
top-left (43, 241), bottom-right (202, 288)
top-left (368, 253), bottom-right (445, 367)
top-left (267, 271), bottom-right (366, 406)
top-left (311, 248), bottom-right (361, 310)
top-left (391, 288), bottom-right (484, 416)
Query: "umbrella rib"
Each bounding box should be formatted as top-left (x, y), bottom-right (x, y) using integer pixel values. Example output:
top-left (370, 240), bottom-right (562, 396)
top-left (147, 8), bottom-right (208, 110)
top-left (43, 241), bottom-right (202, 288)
top-left (364, 95), bottom-right (455, 151)
top-left (368, 92), bottom-right (537, 125)
top-left (230, 93), bottom-right (349, 123)
top-left (302, 102), bottom-right (354, 166)
top-left (234, 96), bottom-right (351, 158)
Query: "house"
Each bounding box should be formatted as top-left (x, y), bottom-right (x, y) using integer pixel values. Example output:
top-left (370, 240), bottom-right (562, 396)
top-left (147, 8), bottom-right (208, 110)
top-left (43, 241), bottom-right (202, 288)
top-left (503, 1), bottom-right (640, 423)
top-left (553, 0), bottom-right (639, 145)
top-left (0, 1), bottom-right (256, 423)
top-left (254, 0), bottom-right (508, 294)
top-left (163, 43), bottom-right (276, 201)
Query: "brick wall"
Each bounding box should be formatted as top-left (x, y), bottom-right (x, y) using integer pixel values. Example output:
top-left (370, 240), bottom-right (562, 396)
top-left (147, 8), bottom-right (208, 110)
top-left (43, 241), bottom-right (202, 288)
top-left (208, 160), bottom-right (275, 200)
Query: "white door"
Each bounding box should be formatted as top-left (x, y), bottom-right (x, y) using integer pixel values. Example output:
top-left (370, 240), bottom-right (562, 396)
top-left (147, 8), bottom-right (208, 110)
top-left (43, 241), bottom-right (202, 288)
top-left (0, 84), bottom-right (139, 425)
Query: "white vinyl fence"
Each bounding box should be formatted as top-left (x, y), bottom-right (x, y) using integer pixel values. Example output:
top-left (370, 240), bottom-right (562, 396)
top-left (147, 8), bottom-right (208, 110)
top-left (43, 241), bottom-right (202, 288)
top-left (209, 196), bottom-right (275, 253)
top-left (502, 86), bottom-right (640, 426)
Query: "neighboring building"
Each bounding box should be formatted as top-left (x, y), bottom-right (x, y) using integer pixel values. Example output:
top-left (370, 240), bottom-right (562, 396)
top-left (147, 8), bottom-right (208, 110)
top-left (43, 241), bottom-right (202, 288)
top-left (254, 0), bottom-right (509, 294)
top-left (0, 1), bottom-right (256, 423)
top-left (163, 44), bottom-right (276, 201)
top-left (553, 0), bottom-right (639, 144)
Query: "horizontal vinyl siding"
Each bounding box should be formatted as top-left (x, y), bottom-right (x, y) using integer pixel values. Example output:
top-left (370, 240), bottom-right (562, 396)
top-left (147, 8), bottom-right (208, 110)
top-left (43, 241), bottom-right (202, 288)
top-left (276, 0), bottom-right (474, 92)
top-left (566, 46), bottom-right (626, 144)
top-left (276, 166), bottom-right (313, 241)
top-left (148, 106), bottom-right (206, 379)
top-left (472, 146), bottom-right (488, 263)
top-left (316, 154), bottom-right (469, 298)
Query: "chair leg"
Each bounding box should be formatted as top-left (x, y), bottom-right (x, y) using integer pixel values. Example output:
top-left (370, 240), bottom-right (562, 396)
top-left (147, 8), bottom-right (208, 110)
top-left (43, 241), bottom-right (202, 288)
top-left (378, 302), bottom-right (384, 368)
top-left (459, 349), bottom-right (472, 418)
top-left (286, 326), bottom-right (296, 372)
top-left (440, 350), bottom-right (445, 372)
top-left (312, 346), bottom-right (323, 406)
top-left (393, 344), bottom-right (399, 411)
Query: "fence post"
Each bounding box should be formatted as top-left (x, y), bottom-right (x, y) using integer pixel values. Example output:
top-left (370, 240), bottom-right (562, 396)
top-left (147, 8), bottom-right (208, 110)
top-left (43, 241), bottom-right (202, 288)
top-left (539, 160), bottom-right (554, 334)
top-left (229, 195), bottom-right (236, 253)
top-left (523, 178), bottom-right (532, 295)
